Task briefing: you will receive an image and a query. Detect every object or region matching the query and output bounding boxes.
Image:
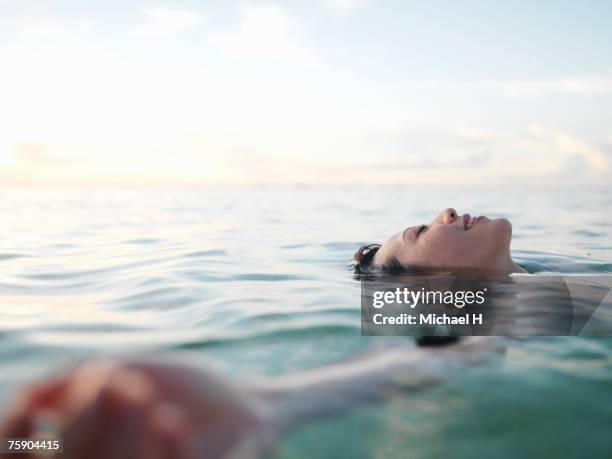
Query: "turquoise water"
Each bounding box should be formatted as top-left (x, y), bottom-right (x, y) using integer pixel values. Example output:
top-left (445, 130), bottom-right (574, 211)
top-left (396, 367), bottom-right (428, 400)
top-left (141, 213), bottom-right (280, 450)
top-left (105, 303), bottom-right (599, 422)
top-left (1, 187), bottom-right (611, 458)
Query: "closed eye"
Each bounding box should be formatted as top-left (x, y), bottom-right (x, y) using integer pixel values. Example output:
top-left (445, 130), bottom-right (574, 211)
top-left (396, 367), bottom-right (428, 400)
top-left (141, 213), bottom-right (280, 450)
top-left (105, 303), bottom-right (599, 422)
top-left (417, 225), bottom-right (427, 238)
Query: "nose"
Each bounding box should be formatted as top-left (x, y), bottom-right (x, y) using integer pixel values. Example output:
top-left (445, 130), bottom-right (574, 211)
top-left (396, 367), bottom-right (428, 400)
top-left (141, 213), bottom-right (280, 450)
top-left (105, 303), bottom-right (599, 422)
top-left (437, 207), bottom-right (458, 224)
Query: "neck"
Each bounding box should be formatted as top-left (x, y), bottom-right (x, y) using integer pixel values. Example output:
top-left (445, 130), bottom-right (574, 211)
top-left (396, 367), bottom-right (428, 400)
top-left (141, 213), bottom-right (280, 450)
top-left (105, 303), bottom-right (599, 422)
top-left (511, 262), bottom-right (527, 273)
top-left (498, 253), bottom-right (526, 274)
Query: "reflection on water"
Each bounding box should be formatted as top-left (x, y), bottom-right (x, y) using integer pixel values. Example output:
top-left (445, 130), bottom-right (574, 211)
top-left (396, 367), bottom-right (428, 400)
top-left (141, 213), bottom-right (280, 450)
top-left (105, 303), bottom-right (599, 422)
top-left (0, 187), bottom-right (611, 458)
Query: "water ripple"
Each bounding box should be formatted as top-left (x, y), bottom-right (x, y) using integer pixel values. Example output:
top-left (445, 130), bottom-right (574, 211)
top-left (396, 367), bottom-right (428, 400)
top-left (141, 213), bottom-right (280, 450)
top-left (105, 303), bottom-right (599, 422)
top-left (1, 187), bottom-right (611, 454)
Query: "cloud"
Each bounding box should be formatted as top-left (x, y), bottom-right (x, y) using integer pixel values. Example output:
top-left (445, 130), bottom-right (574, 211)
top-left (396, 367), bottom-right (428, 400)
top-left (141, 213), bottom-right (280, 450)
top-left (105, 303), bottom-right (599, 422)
top-left (479, 76), bottom-right (612, 97)
top-left (357, 152), bottom-right (491, 170)
top-left (362, 124), bottom-right (612, 186)
top-left (321, 0), bottom-right (372, 13)
top-left (208, 5), bottom-right (319, 68)
top-left (526, 125), bottom-right (610, 173)
top-left (453, 125), bottom-right (611, 181)
top-left (131, 7), bottom-right (202, 38)
top-left (1, 7), bottom-right (610, 188)
top-left (15, 20), bottom-right (91, 43)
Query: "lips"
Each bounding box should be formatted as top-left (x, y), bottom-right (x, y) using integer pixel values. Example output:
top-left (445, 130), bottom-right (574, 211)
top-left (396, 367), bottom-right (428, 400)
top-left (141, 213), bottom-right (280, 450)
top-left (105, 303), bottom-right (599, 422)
top-left (463, 214), bottom-right (485, 230)
top-left (464, 215), bottom-right (487, 230)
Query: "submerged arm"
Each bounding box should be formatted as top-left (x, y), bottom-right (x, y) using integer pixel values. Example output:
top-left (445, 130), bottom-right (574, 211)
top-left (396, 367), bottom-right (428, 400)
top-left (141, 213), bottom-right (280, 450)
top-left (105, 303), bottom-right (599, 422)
top-left (254, 337), bottom-right (500, 434)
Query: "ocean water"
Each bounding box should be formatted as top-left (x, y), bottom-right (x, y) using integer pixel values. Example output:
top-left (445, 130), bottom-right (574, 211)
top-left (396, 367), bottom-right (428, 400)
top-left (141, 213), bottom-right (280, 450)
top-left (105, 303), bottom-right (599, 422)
top-left (1, 187), bottom-right (611, 458)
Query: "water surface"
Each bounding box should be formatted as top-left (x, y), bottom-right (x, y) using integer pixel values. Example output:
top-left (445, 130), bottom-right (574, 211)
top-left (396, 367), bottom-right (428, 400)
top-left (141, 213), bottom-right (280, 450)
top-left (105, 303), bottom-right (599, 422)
top-left (1, 187), bottom-right (611, 458)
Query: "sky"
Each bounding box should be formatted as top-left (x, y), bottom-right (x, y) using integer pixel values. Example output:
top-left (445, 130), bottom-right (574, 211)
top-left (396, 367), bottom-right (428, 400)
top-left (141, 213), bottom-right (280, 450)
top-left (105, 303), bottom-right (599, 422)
top-left (1, 0), bottom-right (611, 187)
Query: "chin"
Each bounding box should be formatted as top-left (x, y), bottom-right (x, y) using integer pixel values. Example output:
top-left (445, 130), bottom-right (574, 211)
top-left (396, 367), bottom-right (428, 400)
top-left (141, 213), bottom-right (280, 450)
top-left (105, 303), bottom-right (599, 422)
top-left (491, 217), bottom-right (513, 243)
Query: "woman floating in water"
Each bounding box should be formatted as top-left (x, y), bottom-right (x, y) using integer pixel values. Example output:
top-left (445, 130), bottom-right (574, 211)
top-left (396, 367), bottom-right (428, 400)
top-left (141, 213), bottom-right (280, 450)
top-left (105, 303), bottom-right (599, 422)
top-left (1, 207), bottom-right (523, 458)
top-left (354, 208), bottom-right (526, 274)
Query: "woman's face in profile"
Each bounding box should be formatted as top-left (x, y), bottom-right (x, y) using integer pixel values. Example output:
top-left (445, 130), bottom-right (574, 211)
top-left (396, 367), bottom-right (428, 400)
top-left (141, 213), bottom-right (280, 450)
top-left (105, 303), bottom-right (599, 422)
top-left (374, 208), bottom-right (514, 271)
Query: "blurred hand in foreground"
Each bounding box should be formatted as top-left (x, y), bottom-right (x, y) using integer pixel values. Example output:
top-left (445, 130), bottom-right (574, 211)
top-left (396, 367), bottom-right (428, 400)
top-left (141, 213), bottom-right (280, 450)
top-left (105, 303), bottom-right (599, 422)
top-left (0, 360), bottom-right (275, 459)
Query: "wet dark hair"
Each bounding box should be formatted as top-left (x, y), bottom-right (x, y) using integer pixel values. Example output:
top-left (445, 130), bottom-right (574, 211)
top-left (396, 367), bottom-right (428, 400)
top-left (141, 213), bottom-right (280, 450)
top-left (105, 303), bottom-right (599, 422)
top-left (353, 243), bottom-right (405, 274)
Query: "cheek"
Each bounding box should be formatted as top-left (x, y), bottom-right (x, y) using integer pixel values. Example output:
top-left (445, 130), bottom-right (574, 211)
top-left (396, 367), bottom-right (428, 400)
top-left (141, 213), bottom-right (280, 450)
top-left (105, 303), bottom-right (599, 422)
top-left (480, 219), bottom-right (512, 250)
top-left (416, 229), bottom-right (472, 263)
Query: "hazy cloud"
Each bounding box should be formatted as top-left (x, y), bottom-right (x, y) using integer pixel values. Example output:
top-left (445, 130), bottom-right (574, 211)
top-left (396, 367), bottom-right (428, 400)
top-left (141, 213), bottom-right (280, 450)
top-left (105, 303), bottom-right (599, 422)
top-left (479, 76), bottom-right (612, 97)
top-left (131, 7), bottom-right (202, 38)
top-left (2, 3), bottom-right (611, 188)
top-left (208, 5), bottom-right (319, 68)
top-left (527, 125), bottom-right (610, 171)
top-left (321, 0), bottom-right (372, 13)
top-left (15, 20), bottom-right (90, 43)
top-left (358, 152), bottom-right (492, 170)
